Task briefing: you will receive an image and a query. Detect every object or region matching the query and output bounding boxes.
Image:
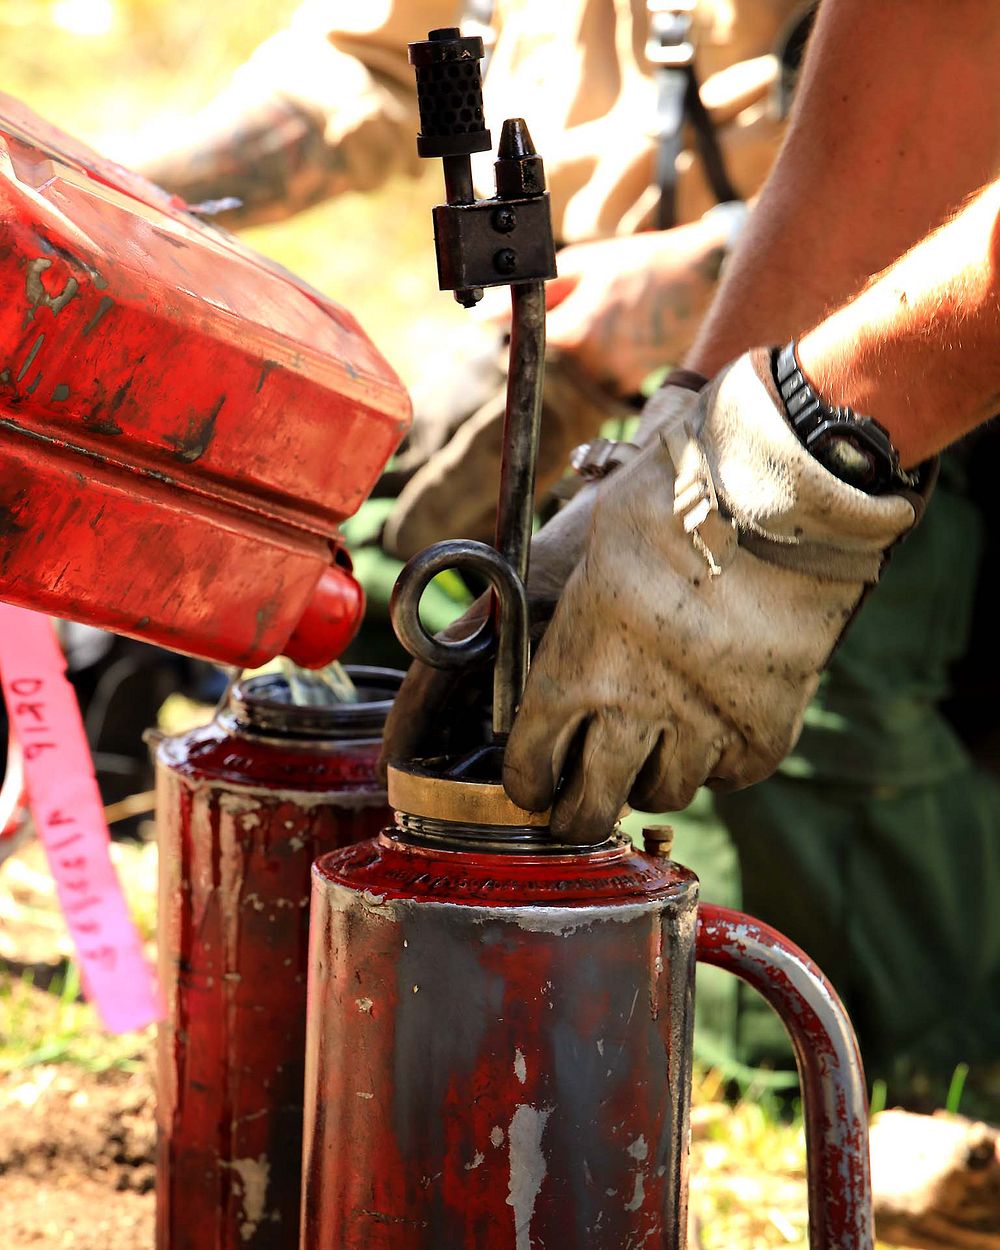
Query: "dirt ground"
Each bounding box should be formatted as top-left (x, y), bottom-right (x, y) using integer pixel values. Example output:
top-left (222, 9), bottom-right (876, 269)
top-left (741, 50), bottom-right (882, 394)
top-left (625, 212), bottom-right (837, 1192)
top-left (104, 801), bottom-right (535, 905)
top-left (1, 835), bottom-right (159, 1249)
top-left (0, 1056), bottom-right (155, 1249)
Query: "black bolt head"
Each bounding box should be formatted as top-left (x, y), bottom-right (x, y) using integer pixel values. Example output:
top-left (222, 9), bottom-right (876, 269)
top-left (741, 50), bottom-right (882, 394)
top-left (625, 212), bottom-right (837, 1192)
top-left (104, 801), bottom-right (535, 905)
top-left (492, 206), bottom-right (517, 234)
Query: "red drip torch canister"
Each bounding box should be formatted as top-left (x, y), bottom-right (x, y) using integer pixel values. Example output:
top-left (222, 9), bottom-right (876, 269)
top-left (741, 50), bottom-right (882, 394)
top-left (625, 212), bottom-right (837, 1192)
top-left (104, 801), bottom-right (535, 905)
top-left (154, 666), bottom-right (401, 1250)
top-left (301, 768), bottom-right (875, 1250)
top-left (301, 768), bottom-right (699, 1249)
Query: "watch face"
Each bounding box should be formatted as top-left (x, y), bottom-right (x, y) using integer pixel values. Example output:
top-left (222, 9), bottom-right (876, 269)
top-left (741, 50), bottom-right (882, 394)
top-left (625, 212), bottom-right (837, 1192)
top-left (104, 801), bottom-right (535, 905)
top-left (808, 428), bottom-right (880, 489)
top-left (775, 343), bottom-right (904, 493)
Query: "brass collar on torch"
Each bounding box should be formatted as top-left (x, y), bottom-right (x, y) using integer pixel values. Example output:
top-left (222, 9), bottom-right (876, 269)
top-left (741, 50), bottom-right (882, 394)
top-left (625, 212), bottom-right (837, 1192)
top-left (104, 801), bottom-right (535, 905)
top-left (387, 763), bottom-right (551, 828)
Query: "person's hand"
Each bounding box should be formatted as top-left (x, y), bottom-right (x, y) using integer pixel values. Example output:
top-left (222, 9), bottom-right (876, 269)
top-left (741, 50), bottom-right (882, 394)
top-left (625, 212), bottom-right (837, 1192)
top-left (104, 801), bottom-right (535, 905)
top-left (503, 351), bottom-right (930, 842)
top-left (543, 210), bottom-right (744, 396)
top-left (381, 208), bottom-right (747, 561)
top-left (382, 348), bottom-right (633, 560)
top-left (380, 388), bottom-right (702, 766)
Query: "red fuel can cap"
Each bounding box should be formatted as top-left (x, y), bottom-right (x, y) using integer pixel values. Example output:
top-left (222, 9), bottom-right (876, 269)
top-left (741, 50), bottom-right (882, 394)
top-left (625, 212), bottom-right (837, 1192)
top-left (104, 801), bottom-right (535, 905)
top-left (284, 558), bottom-right (366, 669)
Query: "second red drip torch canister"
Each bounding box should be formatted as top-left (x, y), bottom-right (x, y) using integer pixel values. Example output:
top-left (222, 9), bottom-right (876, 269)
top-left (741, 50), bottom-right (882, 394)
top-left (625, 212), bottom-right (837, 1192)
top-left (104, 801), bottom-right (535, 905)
top-left (153, 666), bottom-right (401, 1250)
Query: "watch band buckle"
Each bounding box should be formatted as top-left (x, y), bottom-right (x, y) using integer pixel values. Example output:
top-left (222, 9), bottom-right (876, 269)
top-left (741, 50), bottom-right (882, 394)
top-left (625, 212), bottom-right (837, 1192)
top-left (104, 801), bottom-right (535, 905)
top-left (646, 1), bottom-right (696, 67)
top-left (570, 438), bottom-right (639, 481)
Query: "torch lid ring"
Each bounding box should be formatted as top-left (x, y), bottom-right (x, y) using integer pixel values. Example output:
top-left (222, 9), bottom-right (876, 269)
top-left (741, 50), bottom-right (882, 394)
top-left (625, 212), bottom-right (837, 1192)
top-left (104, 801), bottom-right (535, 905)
top-left (388, 762), bottom-right (550, 827)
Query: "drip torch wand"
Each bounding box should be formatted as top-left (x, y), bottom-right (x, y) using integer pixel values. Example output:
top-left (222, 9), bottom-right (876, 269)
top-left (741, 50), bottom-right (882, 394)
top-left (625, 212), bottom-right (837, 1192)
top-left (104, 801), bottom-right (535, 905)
top-left (390, 28), bottom-right (557, 740)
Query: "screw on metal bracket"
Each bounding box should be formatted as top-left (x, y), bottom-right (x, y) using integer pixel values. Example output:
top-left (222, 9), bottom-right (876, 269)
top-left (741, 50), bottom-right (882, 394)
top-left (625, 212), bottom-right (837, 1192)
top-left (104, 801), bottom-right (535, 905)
top-left (491, 206), bottom-right (517, 233)
top-left (408, 30), bottom-right (557, 307)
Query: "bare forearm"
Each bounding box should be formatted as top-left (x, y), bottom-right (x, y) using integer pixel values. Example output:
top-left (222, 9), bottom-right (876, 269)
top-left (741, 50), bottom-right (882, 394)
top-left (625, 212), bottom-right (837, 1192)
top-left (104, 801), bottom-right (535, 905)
top-left (686, 0), bottom-right (1000, 375)
top-left (142, 4), bottom-right (437, 228)
top-left (145, 99), bottom-right (340, 228)
top-left (797, 180), bottom-right (1000, 466)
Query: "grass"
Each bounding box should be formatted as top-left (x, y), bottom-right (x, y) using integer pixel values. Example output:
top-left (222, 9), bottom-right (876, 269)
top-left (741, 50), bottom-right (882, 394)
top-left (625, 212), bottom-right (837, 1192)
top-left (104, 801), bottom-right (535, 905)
top-left (0, 964), bottom-right (149, 1073)
top-left (0, 836), bottom-right (156, 1073)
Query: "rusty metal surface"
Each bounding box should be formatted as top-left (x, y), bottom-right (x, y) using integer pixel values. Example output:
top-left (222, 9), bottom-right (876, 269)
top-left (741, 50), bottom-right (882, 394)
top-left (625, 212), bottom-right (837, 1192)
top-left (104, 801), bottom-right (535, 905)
top-left (696, 904), bottom-right (874, 1250)
top-left (155, 673), bottom-right (398, 1250)
top-left (302, 834), bottom-right (699, 1248)
top-left (391, 40), bottom-right (556, 734)
top-left (0, 95), bottom-right (410, 666)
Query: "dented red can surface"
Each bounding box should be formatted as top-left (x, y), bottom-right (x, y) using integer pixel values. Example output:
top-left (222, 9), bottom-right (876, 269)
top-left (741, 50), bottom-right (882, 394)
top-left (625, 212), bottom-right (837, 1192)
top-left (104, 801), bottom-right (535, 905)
top-left (155, 668), bottom-right (400, 1250)
top-left (301, 828), bottom-right (700, 1249)
top-left (0, 96), bottom-right (410, 666)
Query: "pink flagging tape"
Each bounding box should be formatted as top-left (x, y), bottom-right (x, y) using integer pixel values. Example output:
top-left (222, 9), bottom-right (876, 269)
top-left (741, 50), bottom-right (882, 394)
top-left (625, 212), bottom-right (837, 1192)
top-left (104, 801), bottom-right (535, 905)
top-left (0, 604), bottom-right (163, 1033)
top-left (1, 733), bottom-right (25, 838)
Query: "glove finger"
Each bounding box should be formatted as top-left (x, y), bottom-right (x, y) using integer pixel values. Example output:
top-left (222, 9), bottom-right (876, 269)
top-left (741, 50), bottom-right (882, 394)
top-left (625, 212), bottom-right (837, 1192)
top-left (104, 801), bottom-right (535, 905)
top-left (549, 708), bottom-right (661, 844)
top-left (629, 706), bottom-right (726, 814)
top-left (503, 682), bottom-right (588, 814)
top-left (627, 721), bottom-right (682, 812)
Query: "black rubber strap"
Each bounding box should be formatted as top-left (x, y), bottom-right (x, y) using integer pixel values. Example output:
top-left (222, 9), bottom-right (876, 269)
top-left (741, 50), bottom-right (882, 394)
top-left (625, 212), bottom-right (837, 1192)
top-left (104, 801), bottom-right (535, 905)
top-left (647, 0), bottom-right (740, 229)
top-left (684, 66), bottom-right (740, 207)
top-left (653, 65), bottom-right (688, 229)
top-left (654, 62), bottom-right (739, 228)
top-left (774, 342), bottom-right (913, 493)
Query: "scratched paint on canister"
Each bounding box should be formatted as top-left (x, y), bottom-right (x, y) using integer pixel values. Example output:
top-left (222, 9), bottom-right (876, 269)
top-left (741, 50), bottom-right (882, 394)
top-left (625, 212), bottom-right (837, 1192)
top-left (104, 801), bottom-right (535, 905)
top-left (155, 669), bottom-right (399, 1250)
top-left (507, 1103), bottom-right (552, 1250)
top-left (24, 257), bottom-right (79, 320)
top-left (301, 835), bottom-right (699, 1249)
top-left (226, 1156), bottom-right (270, 1243)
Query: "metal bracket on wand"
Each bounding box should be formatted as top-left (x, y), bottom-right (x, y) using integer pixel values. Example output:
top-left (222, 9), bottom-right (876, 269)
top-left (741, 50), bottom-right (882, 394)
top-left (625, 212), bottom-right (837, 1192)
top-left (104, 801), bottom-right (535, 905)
top-left (390, 27), bottom-right (557, 742)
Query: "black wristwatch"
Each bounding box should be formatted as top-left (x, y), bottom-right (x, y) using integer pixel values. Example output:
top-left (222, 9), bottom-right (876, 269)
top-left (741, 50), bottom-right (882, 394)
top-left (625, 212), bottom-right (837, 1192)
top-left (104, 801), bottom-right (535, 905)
top-left (773, 342), bottom-right (914, 493)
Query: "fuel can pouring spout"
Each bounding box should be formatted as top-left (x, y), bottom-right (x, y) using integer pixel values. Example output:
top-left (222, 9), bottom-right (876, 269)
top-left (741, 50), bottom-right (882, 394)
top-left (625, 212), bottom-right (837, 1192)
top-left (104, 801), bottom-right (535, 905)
top-left (300, 27), bottom-right (874, 1250)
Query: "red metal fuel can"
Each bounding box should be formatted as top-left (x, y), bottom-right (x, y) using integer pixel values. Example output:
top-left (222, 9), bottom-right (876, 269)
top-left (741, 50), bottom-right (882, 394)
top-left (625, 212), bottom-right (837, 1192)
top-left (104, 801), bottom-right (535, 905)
top-left (0, 96), bottom-right (410, 667)
top-left (301, 768), bottom-right (874, 1249)
top-left (154, 666), bottom-right (401, 1250)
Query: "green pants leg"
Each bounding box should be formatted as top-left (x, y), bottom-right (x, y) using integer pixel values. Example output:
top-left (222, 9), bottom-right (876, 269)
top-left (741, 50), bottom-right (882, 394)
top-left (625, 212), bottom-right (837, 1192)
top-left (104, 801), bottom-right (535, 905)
top-left (707, 456), bottom-right (1000, 1116)
top-left (714, 765), bottom-right (1000, 1117)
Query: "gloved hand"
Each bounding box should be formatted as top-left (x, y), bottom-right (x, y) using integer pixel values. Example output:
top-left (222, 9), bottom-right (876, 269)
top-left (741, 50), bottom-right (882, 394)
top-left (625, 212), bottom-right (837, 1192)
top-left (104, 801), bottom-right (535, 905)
top-left (380, 387), bottom-right (702, 766)
top-left (503, 350), bottom-right (931, 842)
top-left (373, 339), bottom-right (506, 500)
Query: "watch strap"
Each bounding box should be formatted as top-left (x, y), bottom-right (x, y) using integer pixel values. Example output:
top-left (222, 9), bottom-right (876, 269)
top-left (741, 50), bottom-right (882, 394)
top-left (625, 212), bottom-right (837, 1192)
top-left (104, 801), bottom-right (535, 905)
top-left (773, 342), bottom-right (914, 493)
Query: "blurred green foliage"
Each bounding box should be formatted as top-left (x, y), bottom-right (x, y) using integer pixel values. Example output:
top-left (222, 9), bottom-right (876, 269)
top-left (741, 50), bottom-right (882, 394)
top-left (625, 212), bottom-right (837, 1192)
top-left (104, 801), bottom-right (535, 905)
top-left (0, 964), bottom-right (147, 1071)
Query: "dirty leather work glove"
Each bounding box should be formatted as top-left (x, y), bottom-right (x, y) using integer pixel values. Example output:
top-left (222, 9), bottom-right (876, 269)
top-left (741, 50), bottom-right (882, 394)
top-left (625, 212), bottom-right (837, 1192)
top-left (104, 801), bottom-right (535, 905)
top-left (380, 387), bottom-right (702, 768)
top-left (503, 350), bottom-right (932, 844)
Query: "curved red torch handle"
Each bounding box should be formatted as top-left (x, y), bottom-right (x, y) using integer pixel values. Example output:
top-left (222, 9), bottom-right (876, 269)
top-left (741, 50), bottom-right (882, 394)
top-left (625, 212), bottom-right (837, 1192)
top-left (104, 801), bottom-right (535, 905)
top-left (696, 904), bottom-right (874, 1250)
